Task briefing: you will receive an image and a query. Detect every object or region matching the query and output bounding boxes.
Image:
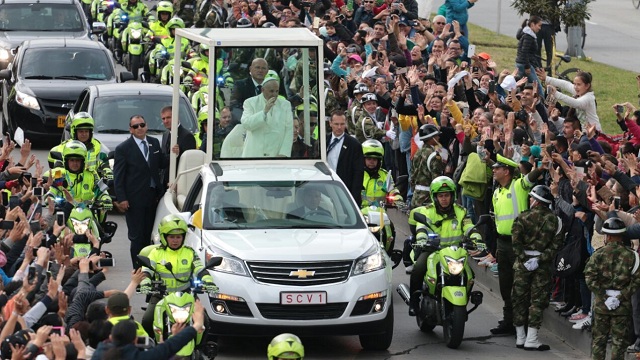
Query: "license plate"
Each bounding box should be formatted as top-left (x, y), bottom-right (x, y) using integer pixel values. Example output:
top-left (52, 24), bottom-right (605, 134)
top-left (57, 116), bottom-right (66, 128)
top-left (280, 292), bottom-right (327, 305)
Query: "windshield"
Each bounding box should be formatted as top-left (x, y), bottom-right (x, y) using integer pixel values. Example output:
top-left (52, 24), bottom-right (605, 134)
top-left (92, 95), bottom-right (198, 134)
top-left (202, 181), bottom-right (364, 230)
top-left (20, 48), bottom-right (113, 80)
top-left (0, 4), bottom-right (84, 32)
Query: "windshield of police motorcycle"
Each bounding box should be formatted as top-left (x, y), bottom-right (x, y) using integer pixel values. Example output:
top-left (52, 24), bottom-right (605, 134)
top-left (208, 46), bottom-right (322, 161)
top-left (0, 4), bottom-right (84, 31)
top-left (202, 180), bottom-right (364, 229)
top-left (20, 48), bottom-right (114, 80)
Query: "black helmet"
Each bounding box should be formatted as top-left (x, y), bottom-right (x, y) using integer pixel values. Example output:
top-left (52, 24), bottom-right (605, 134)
top-left (418, 124), bottom-right (440, 140)
top-left (529, 185), bottom-right (553, 204)
top-left (236, 18), bottom-right (252, 28)
top-left (602, 217), bottom-right (626, 235)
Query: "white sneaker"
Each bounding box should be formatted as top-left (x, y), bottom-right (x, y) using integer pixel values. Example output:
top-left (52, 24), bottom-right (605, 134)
top-left (572, 315), bottom-right (591, 330)
top-left (405, 264), bottom-right (414, 274)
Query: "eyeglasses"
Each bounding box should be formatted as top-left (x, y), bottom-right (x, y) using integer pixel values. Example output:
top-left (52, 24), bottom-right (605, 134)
top-left (435, 21), bottom-right (445, 25)
top-left (130, 123), bottom-right (146, 129)
top-left (418, 69), bottom-right (428, 73)
top-left (364, 1), bottom-right (374, 3)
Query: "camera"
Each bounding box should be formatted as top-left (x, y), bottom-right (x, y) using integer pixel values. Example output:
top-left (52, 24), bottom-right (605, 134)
top-left (336, 14), bottom-right (345, 21)
top-left (515, 109), bottom-right (529, 122)
top-left (56, 211), bottom-right (65, 227)
top-left (98, 258), bottom-right (116, 267)
top-left (614, 196), bottom-right (621, 209)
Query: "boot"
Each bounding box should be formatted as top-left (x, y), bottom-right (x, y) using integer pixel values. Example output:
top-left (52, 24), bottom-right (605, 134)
top-left (515, 326), bottom-right (526, 349)
top-left (408, 293), bottom-right (420, 317)
top-left (523, 327), bottom-right (550, 351)
top-left (490, 320), bottom-right (516, 335)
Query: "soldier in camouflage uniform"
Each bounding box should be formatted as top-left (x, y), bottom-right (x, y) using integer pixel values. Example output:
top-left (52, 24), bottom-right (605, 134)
top-left (354, 93), bottom-right (391, 143)
top-left (346, 83), bottom-right (368, 134)
top-left (511, 185), bottom-right (562, 351)
top-left (585, 217), bottom-right (640, 360)
top-left (194, 0), bottom-right (227, 28)
top-left (174, 0), bottom-right (197, 27)
top-left (410, 124), bottom-right (444, 209)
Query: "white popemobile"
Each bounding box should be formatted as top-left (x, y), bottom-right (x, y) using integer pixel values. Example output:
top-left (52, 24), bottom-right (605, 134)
top-left (152, 28), bottom-right (394, 350)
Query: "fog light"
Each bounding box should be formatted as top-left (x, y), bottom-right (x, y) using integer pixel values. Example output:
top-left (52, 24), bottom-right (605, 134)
top-left (372, 299), bottom-right (385, 313)
top-left (214, 303), bottom-right (227, 314)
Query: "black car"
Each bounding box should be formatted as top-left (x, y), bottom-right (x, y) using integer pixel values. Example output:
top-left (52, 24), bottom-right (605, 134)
top-left (0, 0), bottom-right (101, 70)
top-left (62, 83), bottom-right (198, 150)
top-left (0, 38), bottom-right (133, 141)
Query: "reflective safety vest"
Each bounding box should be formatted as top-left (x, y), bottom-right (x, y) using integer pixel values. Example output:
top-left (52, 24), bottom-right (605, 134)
top-left (108, 315), bottom-right (148, 337)
top-left (143, 246), bottom-right (211, 293)
top-left (361, 169), bottom-right (394, 207)
top-left (44, 168), bottom-right (100, 203)
top-left (416, 204), bottom-right (471, 246)
top-left (492, 175), bottom-right (533, 236)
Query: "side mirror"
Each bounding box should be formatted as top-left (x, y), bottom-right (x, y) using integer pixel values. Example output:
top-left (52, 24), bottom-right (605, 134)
top-left (137, 255), bottom-right (152, 269)
top-left (0, 69), bottom-right (11, 80)
top-left (413, 212), bottom-right (427, 225)
top-left (206, 257), bottom-right (222, 269)
top-left (476, 214), bottom-right (491, 227)
top-left (119, 71), bottom-right (134, 83)
top-left (92, 22), bottom-right (107, 34)
top-left (181, 60), bottom-right (193, 69)
top-left (107, 151), bottom-right (115, 160)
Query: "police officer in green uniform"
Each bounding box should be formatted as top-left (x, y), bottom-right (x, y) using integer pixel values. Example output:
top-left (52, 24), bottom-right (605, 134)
top-left (148, 0), bottom-right (173, 37)
top-left (361, 139), bottom-right (401, 207)
top-left (410, 124), bottom-right (443, 209)
top-left (139, 214), bottom-right (218, 354)
top-left (511, 185), bottom-right (562, 350)
top-left (408, 176), bottom-right (473, 316)
top-left (489, 154), bottom-right (546, 335)
top-left (585, 217), bottom-right (640, 360)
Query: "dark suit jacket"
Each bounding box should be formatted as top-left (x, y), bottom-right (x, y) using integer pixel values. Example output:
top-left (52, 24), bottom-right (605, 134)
top-left (114, 136), bottom-right (164, 205)
top-left (230, 77), bottom-right (261, 123)
top-left (161, 125), bottom-right (196, 186)
top-left (328, 134), bottom-right (364, 205)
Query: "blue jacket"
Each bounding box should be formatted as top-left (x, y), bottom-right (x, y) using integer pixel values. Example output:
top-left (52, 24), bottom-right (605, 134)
top-left (445, 0), bottom-right (474, 26)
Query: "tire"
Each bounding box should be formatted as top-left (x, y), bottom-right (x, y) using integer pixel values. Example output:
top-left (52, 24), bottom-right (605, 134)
top-left (442, 303), bottom-right (466, 349)
top-left (416, 308), bottom-right (436, 333)
top-left (359, 301), bottom-right (394, 350)
top-left (130, 54), bottom-right (142, 81)
top-left (558, 67), bottom-right (580, 82)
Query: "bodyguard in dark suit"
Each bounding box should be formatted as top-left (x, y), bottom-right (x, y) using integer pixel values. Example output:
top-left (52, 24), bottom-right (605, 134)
top-left (326, 110), bottom-right (364, 205)
top-left (160, 106), bottom-right (196, 187)
top-left (114, 115), bottom-right (165, 269)
top-left (229, 58), bottom-right (268, 123)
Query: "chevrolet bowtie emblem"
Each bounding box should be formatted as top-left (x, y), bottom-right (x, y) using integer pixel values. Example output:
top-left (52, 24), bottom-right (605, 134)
top-left (290, 269), bottom-right (316, 278)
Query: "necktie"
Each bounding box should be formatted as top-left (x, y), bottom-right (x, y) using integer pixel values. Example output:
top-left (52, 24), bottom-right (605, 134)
top-left (327, 136), bottom-right (341, 153)
top-left (256, 84), bottom-right (262, 95)
top-left (142, 140), bottom-right (148, 158)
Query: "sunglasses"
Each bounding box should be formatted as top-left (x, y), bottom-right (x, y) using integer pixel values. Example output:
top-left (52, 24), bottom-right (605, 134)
top-left (130, 123), bottom-right (146, 129)
top-left (435, 22), bottom-right (445, 25)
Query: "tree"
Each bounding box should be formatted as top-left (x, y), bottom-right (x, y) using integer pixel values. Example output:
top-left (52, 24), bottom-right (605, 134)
top-left (511, 0), bottom-right (594, 28)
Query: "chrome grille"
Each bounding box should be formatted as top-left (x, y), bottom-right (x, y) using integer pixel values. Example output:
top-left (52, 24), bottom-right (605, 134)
top-left (246, 261), bottom-right (353, 286)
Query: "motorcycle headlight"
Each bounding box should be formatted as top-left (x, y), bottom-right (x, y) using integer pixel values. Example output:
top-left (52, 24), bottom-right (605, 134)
top-left (168, 304), bottom-right (190, 323)
top-left (15, 90), bottom-right (40, 110)
top-left (0, 48), bottom-right (10, 61)
top-left (352, 247), bottom-right (386, 275)
top-left (71, 219), bottom-right (90, 235)
top-left (444, 256), bottom-right (465, 275)
top-left (206, 247), bottom-right (248, 276)
top-left (131, 29), bottom-right (142, 39)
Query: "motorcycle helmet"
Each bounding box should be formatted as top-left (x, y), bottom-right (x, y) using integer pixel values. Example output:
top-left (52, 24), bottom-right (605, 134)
top-left (156, 0), bottom-right (173, 19)
top-left (70, 112), bottom-right (95, 142)
top-left (529, 185), bottom-right (553, 205)
top-left (158, 214), bottom-right (188, 248)
top-left (360, 92), bottom-right (377, 104)
top-left (602, 217), bottom-right (626, 235)
top-left (62, 140), bottom-right (87, 174)
top-left (198, 105), bottom-right (209, 129)
top-left (262, 22), bottom-right (276, 28)
top-left (430, 176), bottom-right (456, 211)
top-left (236, 17), bottom-right (252, 28)
top-left (353, 82), bottom-right (368, 95)
top-left (267, 333), bottom-right (304, 360)
top-left (362, 139), bottom-right (384, 175)
top-left (167, 17), bottom-right (185, 30)
top-left (418, 124), bottom-right (441, 141)
top-left (199, 44), bottom-right (209, 63)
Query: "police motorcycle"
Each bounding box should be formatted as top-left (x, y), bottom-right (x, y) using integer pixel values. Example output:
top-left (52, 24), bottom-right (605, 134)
top-left (361, 188), bottom-right (403, 269)
top-left (143, 17), bottom-right (189, 83)
top-left (397, 214), bottom-right (489, 349)
top-left (121, 15), bottom-right (150, 80)
top-left (137, 254), bottom-right (222, 359)
top-left (93, 0), bottom-right (120, 45)
top-left (161, 59), bottom-right (195, 94)
top-left (108, 9), bottom-right (129, 64)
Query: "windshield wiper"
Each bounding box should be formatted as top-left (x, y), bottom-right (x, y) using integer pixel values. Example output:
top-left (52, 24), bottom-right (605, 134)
top-left (96, 129), bottom-right (129, 134)
top-left (55, 75), bottom-right (90, 80)
top-left (24, 75), bottom-right (53, 79)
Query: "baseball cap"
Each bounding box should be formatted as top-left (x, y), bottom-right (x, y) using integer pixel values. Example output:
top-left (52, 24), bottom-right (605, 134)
top-left (107, 292), bottom-right (130, 313)
top-left (347, 54), bottom-right (363, 64)
top-left (478, 52), bottom-right (491, 60)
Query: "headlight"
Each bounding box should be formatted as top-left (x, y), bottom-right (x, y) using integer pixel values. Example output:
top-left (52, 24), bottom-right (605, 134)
top-left (352, 247), bottom-right (386, 275)
top-left (168, 304), bottom-right (190, 323)
top-left (15, 90), bottom-right (40, 110)
top-left (206, 247), bottom-right (248, 276)
top-left (131, 29), bottom-right (142, 39)
top-left (0, 48), bottom-right (10, 61)
top-left (444, 256), bottom-right (465, 275)
top-left (71, 219), bottom-right (90, 234)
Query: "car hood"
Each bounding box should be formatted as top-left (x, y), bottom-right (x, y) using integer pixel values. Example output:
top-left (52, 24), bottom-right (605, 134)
top-left (0, 31), bottom-right (88, 48)
top-left (20, 79), bottom-right (114, 100)
top-left (94, 133), bottom-right (162, 151)
top-left (202, 228), bottom-right (376, 262)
